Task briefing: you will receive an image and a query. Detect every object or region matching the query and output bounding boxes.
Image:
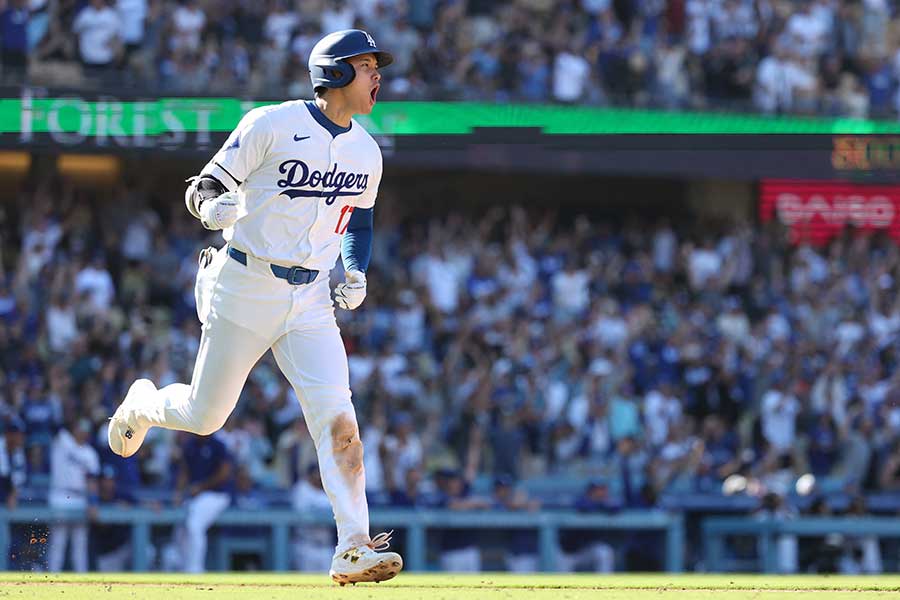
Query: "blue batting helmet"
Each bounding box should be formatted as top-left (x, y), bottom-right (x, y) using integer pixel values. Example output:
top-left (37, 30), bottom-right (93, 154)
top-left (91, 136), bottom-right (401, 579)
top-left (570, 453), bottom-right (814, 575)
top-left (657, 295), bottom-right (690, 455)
top-left (308, 29), bottom-right (394, 91)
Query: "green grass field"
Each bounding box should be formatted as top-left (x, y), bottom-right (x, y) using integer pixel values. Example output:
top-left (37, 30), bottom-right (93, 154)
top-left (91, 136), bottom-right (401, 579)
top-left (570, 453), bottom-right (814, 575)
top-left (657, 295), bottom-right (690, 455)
top-left (0, 573), bottom-right (899, 599)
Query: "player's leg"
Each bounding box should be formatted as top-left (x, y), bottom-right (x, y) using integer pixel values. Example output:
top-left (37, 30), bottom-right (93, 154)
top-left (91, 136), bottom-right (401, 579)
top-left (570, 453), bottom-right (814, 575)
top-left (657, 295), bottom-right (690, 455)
top-left (152, 312), bottom-right (273, 434)
top-left (108, 310), bottom-right (272, 457)
top-left (589, 542), bottom-right (615, 572)
top-left (272, 327), bottom-right (368, 549)
top-left (97, 544), bottom-right (131, 572)
top-left (455, 546), bottom-right (482, 572)
top-left (69, 524), bottom-right (88, 572)
top-left (109, 248), bottom-right (289, 457)
top-left (294, 539), bottom-right (335, 572)
top-left (272, 323), bottom-right (402, 584)
top-left (47, 523), bottom-right (68, 571)
top-left (183, 490), bottom-right (231, 573)
top-left (505, 552), bottom-right (539, 573)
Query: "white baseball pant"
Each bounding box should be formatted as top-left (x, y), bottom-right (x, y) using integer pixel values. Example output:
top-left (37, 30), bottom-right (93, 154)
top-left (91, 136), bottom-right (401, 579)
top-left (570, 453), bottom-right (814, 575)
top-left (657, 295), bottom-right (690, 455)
top-left (505, 553), bottom-right (539, 573)
top-left (137, 246), bottom-right (369, 553)
top-left (439, 546), bottom-right (482, 572)
top-left (96, 543), bottom-right (132, 572)
top-left (48, 523), bottom-right (88, 572)
top-left (559, 542), bottom-right (615, 572)
top-left (182, 490), bottom-right (231, 573)
top-left (293, 539), bottom-right (336, 572)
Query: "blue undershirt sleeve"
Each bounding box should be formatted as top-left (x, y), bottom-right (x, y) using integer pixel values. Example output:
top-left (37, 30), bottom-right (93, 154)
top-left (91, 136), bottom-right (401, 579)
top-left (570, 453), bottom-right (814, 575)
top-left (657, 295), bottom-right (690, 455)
top-left (341, 207), bottom-right (374, 273)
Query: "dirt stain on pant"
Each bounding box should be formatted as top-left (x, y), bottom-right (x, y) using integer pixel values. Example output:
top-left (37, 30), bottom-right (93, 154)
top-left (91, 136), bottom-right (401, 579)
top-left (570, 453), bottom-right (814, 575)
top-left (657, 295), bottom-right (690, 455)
top-left (331, 413), bottom-right (364, 484)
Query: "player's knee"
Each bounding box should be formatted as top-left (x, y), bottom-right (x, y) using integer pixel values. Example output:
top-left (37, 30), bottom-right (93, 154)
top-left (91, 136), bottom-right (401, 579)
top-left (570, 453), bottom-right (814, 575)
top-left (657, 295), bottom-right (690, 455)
top-left (330, 413), bottom-right (364, 479)
top-left (191, 404), bottom-right (228, 436)
top-left (344, 439), bottom-right (364, 474)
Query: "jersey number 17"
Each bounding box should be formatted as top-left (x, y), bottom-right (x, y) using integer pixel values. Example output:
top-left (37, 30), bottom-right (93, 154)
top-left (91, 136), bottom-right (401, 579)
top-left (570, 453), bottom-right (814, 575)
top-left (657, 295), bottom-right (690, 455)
top-left (335, 205), bottom-right (354, 235)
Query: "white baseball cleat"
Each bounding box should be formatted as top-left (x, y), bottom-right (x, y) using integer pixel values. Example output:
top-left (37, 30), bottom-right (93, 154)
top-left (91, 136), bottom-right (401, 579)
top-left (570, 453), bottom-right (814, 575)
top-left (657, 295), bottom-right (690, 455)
top-left (330, 531), bottom-right (403, 586)
top-left (107, 379), bottom-right (156, 458)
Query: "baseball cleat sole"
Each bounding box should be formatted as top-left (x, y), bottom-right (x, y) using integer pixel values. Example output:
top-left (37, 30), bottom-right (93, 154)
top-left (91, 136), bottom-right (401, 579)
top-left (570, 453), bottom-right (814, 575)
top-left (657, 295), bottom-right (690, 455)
top-left (331, 554), bottom-right (403, 585)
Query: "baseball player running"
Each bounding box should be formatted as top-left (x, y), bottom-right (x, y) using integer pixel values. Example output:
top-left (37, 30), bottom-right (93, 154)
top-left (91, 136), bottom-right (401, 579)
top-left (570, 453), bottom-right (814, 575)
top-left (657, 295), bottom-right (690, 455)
top-left (107, 29), bottom-right (402, 585)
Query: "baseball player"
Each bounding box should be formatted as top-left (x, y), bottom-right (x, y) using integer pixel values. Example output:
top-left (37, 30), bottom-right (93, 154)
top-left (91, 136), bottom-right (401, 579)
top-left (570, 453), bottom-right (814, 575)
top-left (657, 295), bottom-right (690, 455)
top-left (174, 431), bottom-right (234, 573)
top-left (48, 418), bottom-right (100, 572)
top-left (107, 29), bottom-right (402, 584)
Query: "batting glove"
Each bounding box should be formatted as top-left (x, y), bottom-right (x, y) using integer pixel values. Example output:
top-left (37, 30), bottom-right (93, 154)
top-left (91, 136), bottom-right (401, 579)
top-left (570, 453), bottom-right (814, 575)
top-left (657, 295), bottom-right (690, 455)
top-left (334, 269), bottom-right (367, 310)
top-left (199, 191), bottom-right (239, 230)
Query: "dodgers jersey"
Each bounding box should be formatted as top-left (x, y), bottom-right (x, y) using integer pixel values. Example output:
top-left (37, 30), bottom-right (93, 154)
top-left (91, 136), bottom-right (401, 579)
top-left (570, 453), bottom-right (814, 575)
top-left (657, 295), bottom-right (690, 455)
top-left (200, 100), bottom-right (382, 271)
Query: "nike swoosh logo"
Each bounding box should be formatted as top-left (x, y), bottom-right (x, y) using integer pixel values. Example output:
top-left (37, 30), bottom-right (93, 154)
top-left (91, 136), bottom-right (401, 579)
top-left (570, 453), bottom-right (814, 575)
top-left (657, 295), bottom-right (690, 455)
top-left (294, 135), bottom-right (310, 141)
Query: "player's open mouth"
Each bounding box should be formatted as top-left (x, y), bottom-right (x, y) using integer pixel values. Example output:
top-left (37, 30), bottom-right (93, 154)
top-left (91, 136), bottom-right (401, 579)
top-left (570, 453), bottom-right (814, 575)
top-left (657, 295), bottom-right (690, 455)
top-left (370, 85), bottom-right (379, 105)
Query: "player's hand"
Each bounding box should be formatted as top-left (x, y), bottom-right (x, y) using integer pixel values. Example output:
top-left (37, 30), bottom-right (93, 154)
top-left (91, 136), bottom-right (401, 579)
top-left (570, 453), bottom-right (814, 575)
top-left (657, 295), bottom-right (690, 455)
top-left (334, 269), bottom-right (367, 310)
top-left (199, 191), bottom-right (239, 230)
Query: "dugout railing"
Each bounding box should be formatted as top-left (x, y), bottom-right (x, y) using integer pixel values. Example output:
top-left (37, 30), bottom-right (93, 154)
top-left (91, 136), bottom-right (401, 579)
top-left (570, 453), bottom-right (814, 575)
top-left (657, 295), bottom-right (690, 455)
top-left (702, 516), bottom-right (900, 573)
top-left (0, 507), bottom-right (685, 572)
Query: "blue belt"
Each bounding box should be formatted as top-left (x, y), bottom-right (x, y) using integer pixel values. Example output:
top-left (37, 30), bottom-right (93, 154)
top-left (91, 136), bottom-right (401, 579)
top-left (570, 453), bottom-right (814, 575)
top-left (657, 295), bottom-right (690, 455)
top-left (228, 247), bottom-right (318, 285)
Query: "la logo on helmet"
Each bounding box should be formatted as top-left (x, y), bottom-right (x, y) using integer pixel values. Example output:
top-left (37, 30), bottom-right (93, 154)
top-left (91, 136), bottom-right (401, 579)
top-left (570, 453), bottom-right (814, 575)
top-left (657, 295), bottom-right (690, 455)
top-left (365, 32), bottom-right (376, 47)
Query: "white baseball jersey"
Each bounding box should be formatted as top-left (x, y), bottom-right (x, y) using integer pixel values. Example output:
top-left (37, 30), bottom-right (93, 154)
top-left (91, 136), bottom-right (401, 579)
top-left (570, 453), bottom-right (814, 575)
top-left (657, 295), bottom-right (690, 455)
top-left (200, 100), bottom-right (382, 271)
top-left (48, 429), bottom-right (100, 508)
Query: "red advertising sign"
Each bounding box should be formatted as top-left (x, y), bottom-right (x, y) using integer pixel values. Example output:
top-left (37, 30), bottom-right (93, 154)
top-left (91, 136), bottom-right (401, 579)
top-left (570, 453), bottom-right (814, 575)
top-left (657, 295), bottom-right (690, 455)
top-left (759, 180), bottom-right (900, 245)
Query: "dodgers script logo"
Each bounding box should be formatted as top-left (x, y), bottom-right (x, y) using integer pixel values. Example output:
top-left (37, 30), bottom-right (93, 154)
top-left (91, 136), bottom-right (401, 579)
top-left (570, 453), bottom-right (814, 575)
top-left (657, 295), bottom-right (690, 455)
top-left (277, 160), bottom-right (368, 205)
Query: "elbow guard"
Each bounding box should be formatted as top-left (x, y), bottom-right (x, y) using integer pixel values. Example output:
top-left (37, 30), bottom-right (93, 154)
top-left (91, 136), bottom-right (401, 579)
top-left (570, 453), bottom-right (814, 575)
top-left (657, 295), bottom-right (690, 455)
top-left (184, 175), bottom-right (229, 220)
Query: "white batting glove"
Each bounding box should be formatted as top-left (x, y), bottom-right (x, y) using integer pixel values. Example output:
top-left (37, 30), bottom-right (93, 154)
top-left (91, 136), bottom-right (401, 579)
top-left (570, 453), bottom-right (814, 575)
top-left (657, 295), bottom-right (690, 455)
top-left (334, 269), bottom-right (367, 310)
top-left (199, 191), bottom-right (239, 230)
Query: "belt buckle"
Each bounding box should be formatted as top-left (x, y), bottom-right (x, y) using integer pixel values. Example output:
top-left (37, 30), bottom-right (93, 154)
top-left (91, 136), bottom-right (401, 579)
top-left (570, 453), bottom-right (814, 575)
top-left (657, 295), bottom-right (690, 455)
top-left (286, 266), bottom-right (309, 285)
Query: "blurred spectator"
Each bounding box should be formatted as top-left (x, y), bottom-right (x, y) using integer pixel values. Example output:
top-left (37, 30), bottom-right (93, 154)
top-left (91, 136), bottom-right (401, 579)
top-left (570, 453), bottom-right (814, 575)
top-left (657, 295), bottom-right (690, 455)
top-left (0, 0), bottom-right (29, 82)
top-left (644, 380), bottom-right (683, 448)
top-left (273, 415), bottom-right (316, 488)
top-left (45, 293), bottom-right (78, 353)
top-left (72, 0), bottom-right (122, 78)
top-left (800, 496), bottom-right (841, 573)
top-left (170, 0), bottom-right (205, 53)
top-left (74, 254), bottom-right (115, 314)
top-left (321, 0), bottom-right (354, 33)
top-left (810, 361), bottom-right (849, 431)
top-left (116, 0), bottom-right (148, 60)
top-left (47, 418), bottom-right (100, 572)
top-left (91, 465), bottom-right (138, 572)
top-left (0, 417), bottom-right (27, 508)
top-left (652, 419), bottom-right (706, 493)
top-left (434, 468), bottom-right (490, 573)
top-left (622, 484), bottom-right (664, 571)
top-left (552, 42), bottom-right (591, 104)
top-left (837, 495), bottom-right (882, 574)
top-left (219, 415), bottom-right (273, 487)
top-left (753, 492), bottom-right (798, 574)
top-left (291, 464), bottom-right (335, 573)
top-left (381, 411), bottom-right (423, 490)
top-left (232, 464), bottom-right (268, 512)
top-left (806, 412), bottom-right (841, 477)
top-left (387, 466), bottom-right (426, 507)
top-left (170, 432), bottom-right (233, 573)
top-left (1, 167), bottom-right (900, 574)
top-left (492, 475), bottom-right (541, 573)
top-left (877, 439), bottom-right (900, 491)
top-left (264, 1), bottom-right (298, 51)
top-left (697, 415), bottom-right (740, 490)
top-left (225, 465), bottom-right (270, 570)
top-left (760, 378), bottom-right (800, 456)
top-left (558, 480), bottom-right (616, 572)
top-left (8, 0), bottom-right (900, 118)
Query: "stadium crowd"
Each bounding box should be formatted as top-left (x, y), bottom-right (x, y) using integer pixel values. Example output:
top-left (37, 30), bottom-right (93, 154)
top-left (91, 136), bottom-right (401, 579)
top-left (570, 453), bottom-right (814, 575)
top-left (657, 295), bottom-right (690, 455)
top-left (2, 0), bottom-right (900, 117)
top-left (0, 173), bottom-right (899, 572)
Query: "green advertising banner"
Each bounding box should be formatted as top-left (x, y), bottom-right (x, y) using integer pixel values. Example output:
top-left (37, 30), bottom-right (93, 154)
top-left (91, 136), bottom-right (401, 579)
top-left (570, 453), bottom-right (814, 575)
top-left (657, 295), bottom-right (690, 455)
top-left (4, 92), bottom-right (900, 181)
top-left (5, 96), bottom-right (900, 139)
